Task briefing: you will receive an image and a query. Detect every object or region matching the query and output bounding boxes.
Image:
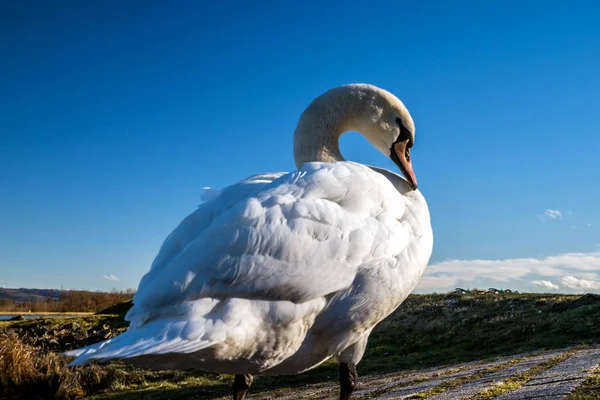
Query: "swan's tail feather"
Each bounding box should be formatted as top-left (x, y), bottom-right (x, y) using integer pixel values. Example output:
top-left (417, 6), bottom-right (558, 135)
top-left (64, 315), bottom-right (227, 367)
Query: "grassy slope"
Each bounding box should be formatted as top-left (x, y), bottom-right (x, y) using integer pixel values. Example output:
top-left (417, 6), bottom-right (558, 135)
top-left (362, 293), bottom-right (600, 373)
top-left (1, 292), bottom-right (600, 399)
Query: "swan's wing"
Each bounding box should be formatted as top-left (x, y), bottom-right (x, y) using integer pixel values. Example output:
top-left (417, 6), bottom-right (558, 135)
top-left (128, 162), bottom-right (411, 324)
top-left (146, 172), bottom-right (287, 277)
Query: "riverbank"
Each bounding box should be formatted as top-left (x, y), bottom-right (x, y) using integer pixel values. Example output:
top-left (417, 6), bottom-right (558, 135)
top-left (0, 312), bottom-right (96, 321)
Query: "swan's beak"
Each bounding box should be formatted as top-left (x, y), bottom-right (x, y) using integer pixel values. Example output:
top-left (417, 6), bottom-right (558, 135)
top-left (390, 139), bottom-right (418, 190)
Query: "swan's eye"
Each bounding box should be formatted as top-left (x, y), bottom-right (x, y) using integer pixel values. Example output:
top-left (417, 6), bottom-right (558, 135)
top-left (395, 118), bottom-right (414, 148)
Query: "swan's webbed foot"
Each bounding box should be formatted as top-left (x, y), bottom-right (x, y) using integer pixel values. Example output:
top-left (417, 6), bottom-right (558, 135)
top-left (339, 362), bottom-right (357, 400)
top-left (233, 373), bottom-right (253, 400)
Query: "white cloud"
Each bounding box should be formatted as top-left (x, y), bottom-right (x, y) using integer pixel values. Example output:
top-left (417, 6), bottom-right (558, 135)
top-left (416, 252), bottom-right (600, 293)
top-left (561, 276), bottom-right (600, 290)
top-left (544, 209), bottom-right (562, 219)
top-left (103, 274), bottom-right (120, 281)
top-left (531, 280), bottom-right (559, 290)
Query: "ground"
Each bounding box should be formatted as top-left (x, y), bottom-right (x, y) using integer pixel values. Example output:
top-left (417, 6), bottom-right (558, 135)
top-left (238, 346), bottom-right (600, 399)
top-left (1, 292), bottom-right (600, 399)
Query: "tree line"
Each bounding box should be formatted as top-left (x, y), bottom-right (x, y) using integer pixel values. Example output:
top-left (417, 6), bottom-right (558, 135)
top-left (0, 289), bottom-right (135, 313)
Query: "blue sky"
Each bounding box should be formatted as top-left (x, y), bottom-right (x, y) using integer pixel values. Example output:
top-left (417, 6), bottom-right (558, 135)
top-left (1, 1), bottom-right (599, 293)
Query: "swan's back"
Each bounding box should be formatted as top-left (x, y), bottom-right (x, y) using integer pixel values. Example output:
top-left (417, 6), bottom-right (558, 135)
top-left (67, 162), bottom-right (432, 374)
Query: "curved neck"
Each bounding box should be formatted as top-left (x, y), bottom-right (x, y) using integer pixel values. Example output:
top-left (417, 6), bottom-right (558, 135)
top-left (293, 112), bottom-right (345, 168)
top-left (293, 87), bottom-right (368, 169)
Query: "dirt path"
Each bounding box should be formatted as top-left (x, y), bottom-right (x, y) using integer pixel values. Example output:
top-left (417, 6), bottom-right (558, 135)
top-left (236, 346), bottom-right (600, 399)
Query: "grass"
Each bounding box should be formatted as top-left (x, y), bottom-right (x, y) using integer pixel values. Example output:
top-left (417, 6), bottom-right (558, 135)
top-left (0, 330), bottom-right (143, 400)
top-left (469, 350), bottom-right (574, 399)
top-left (1, 292), bottom-right (599, 399)
top-left (351, 361), bottom-right (494, 400)
top-left (567, 366), bottom-right (600, 400)
top-left (0, 328), bottom-right (234, 400)
top-left (359, 292), bottom-right (600, 374)
top-left (405, 358), bottom-right (524, 399)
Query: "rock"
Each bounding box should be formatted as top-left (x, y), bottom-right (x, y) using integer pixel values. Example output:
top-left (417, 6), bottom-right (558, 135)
top-left (9, 315), bottom-right (25, 321)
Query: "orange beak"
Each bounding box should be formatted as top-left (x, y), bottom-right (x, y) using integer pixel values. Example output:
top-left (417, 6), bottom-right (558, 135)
top-left (391, 139), bottom-right (418, 190)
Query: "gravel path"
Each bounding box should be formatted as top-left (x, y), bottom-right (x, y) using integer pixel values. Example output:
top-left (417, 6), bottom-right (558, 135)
top-left (245, 346), bottom-right (599, 399)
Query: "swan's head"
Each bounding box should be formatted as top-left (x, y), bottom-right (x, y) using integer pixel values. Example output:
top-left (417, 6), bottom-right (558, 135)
top-left (342, 84), bottom-right (418, 190)
top-left (295, 83), bottom-right (419, 190)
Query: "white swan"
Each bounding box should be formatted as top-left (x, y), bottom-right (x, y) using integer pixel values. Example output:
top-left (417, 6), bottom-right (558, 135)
top-left (66, 84), bottom-right (433, 400)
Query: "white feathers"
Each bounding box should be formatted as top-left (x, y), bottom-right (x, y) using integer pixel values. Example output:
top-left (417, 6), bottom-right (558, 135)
top-left (200, 187), bottom-right (221, 203)
top-left (65, 84), bottom-right (433, 374)
top-left (66, 162), bottom-right (432, 372)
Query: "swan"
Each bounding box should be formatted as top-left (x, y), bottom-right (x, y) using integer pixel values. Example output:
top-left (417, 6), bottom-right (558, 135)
top-left (65, 84), bottom-right (433, 400)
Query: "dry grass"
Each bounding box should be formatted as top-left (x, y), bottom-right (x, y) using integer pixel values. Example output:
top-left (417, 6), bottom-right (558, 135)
top-left (470, 350), bottom-right (574, 399)
top-left (0, 331), bottom-right (145, 399)
top-left (406, 358), bottom-right (524, 399)
top-left (568, 366), bottom-right (600, 400)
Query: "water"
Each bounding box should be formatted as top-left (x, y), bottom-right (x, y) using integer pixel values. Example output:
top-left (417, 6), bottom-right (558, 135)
top-left (0, 314), bottom-right (84, 321)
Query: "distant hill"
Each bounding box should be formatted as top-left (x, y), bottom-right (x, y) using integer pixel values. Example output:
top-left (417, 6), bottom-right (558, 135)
top-left (0, 288), bottom-right (135, 313)
top-left (0, 288), bottom-right (63, 303)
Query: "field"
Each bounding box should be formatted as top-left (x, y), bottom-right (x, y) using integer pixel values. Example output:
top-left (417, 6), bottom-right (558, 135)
top-left (1, 292), bottom-right (600, 399)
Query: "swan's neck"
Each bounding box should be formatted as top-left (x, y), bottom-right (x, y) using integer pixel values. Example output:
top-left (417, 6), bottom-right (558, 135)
top-left (293, 113), bottom-right (345, 168)
top-left (293, 87), bottom-right (367, 168)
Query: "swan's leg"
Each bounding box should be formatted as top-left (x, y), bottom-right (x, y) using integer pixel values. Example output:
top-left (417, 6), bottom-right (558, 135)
top-left (232, 373), bottom-right (253, 400)
top-left (339, 362), bottom-right (357, 400)
top-left (336, 330), bottom-right (371, 400)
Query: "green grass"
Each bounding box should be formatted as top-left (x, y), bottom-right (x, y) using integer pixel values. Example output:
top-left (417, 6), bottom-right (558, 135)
top-left (360, 293), bottom-right (600, 374)
top-left (1, 292), bottom-right (600, 399)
